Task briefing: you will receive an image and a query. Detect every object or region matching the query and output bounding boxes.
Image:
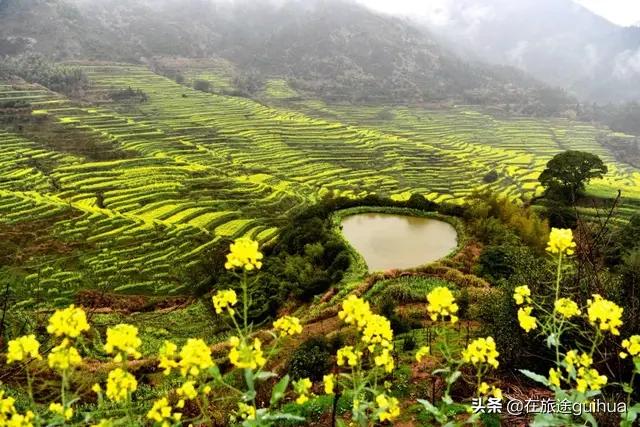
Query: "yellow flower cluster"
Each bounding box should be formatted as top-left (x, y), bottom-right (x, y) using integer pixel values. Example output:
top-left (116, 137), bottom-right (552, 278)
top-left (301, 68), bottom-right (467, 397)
top-left (586, 294), bottom-right (623, 335)
top-left (293, 378), bottom-right (313, 404)
top-left (546, 228), bottom-right (576, 255)
top-left (176, 381), bottom-right (199, 408)
top-left (373, 348), bottom-right (394, 373)
top-left (517, 306), bottom-right (537, 333)
top-left (48, 403), bottom-right (73, 420)
top-left (147, 397), bottom-right (182, 427)
top-left (228, 337), bottom-right (266, 370)
top-left (179, 339), bottom-right (214, 377)
top-left (549, 368), bottom-right (562, 388)
top-left (224, 238), bottom-right (263, 271)
top-left (105, 368), bottom-right (137, 402)
top-left (426, 286), bottom-right (459, 323)
top-left (564, 350), bottom-right (592, 370)
top-left (554, 298), bottom-right (581, 318)
top-left (513, 285), bottom-right (531, 306)
top-left (273, 315), bottom-right (303, 336)
top-left (323, 374), bottom-right (335, 394)
top-left (376, 394), bottom-right (400, 422)
top-left (46, 305), bottom-right (90, 338)
top-left (361, 314), bottom-right (393, 350)
top-left (620, 335), bottom-right (640, 359)
top-left (576, 367), bottom-right (608, 393)
top-left (47, 339), bottom-right (82, 371)
top-left (237, 402), bottom-right (257, 420)
top-left (212, 289), bottom-right (238, 315)
top-left (415, 345), bottom-right (430, 363)
top-left (462, 337), bottom-right (499, 369)
top-left (1, 390), bottom-right (35, 427)
top-left (338, 295), bottom-right (372, 329)
top-left (6, 335), bottom-right (41, 363)
top-left (478, 382), bottom-right (503, 399)
top-left (104, 324), bottom-right (142, 361)
top-left (158, 340), bottom-right (179, 375)
top-left (336, 346), bottom-right (361, 367)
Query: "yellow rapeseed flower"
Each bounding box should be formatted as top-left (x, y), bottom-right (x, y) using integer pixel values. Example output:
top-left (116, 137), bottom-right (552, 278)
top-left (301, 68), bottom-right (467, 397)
top-left (478, 382), bottom-right (502, 399)
top-left (228, 337), bottom-right (266, 370)
top-left (462, 337), bottom-right (499, 369)
top-left (564, 350), bottom-right (592, 370)
top-left (158, 340), bottom-right (179, 375)
top-left (147, 397), bottom-right (182, 427)
top-left (373, 348), bottom-right (395, 373)
top-left (575, 367), bottom-right (607, 393)
top-left (338, 295), bottom-right (372, 330)
top-left (46, 305), bottom-right (89, 338)
top-left (620, 335), bottom-right (640, 359)
top-left (586, 294), bottom-right (623, 335)
top-left (323, 374), bottom-right (335, 394)
top-left (6, 335), bottom-right (41, 363)
top-left (336, 346), bottom-right (361, 367)
top-left (105, 368), bottom-right (137, 402)
top-left (48, 403), bottom-right (73, 420)
top-left (224, 238), bottom-right (263, 271)
top-left (376, 394), bottom-right (400, 422)
top-left (426, 286), bottom-right (459, 323)
top-left (104, 324), bottom-right (142, 361)
top-left (513, 285), bottom-right (531, 306)
top-left (517, 306), bottom-right (537, 333)
top-left (273, 315), bottom-right (303, 336)
top-left (179, 338), bottom-right (214, 377)
top-left (549, 368), bottom-right (562, 388)
top-left (554, 298), bottom-right (581, 318)
top-left (546, 228), bottom-right (576, 255)
top-left (361, 314), bottom-right (393, 351)
top-left (293, 377), bottom-right (313, 404)
top-left (47, 339), bottom-right (82, 371)
top-left (177, 381), bottom-right (198, 400)
top-left (212, 289), bottom-right (238, 315)
top-left (415, 345), bottom-right (430, 362)
top-left (237, 402), bottom-right (256, 420)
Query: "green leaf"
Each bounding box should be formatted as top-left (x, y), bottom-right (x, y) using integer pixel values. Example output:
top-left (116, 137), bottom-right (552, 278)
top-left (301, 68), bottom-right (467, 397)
top-left (270, 374), bottom-right (290, 406)
top-left (255, 371), bottom-right (278, 381)
top-left (446, 370), bottom-right (462, 385)
top-left (518, 369), bottom-right (549, 386)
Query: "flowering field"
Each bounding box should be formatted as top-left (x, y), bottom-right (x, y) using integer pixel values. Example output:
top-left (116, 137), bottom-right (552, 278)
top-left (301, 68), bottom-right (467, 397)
top-left (1, 64), bottom-right (639, 305)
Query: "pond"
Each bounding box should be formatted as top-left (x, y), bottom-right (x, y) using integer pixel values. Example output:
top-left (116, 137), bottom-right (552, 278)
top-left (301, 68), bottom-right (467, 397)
top-left (340, 213), bottom-right (458, 272)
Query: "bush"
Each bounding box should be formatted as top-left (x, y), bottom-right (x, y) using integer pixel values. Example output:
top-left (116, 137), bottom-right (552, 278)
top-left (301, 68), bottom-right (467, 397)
top-left (287, 337), bottom-right (332, 381)
top-left (193, 79), bottom-right (212, 92)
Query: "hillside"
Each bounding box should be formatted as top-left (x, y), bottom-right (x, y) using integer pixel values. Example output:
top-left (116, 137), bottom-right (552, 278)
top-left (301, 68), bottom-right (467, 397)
top-left (0, 0), bottom-right (571, 107)
top-left (412, 0), bottom-right (640, 102)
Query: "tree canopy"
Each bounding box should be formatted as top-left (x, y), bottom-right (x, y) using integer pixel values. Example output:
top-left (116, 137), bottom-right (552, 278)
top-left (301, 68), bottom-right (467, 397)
top-left (538, 150), bottom-right (607, 201)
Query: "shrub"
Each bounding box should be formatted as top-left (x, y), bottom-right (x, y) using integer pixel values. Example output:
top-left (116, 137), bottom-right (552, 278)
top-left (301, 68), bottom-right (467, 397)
top-left (193, 79), bottom-right (212, 92)
top-left (287, 337), bottom-right (332, 381)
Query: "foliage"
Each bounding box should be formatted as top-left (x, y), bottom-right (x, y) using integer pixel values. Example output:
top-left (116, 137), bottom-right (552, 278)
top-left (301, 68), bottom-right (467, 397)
top-left (193, 79), bottom-right (212, 93)
top-left (0, 54), bottom-right (88, 95)
top-left (287, 337), bottom-right (332, 381)
top-left (539, 150), bottom-right (608, 201)
top-left (108, 86), bottom-right (148, 102)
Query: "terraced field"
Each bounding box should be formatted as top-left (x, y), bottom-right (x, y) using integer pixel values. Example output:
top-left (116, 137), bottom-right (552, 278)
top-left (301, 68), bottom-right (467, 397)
top-left (1, 64), bottom-right (638, 304)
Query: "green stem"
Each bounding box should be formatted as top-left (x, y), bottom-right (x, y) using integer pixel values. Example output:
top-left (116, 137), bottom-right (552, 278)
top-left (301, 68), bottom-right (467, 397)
top-left (242, 270), bottom-right (249, 331)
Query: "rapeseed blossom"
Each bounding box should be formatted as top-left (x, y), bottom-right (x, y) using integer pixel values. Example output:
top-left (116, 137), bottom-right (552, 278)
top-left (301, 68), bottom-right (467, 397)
top-left (517, 306), bottom-right (537, 332)
top-left (415, 345), bottom-right (430, 362)
top-left (179, 338), bottom-right (214, 377)
top-left (373, 348), bottom-right (394, 373)
top-left (47, 339), bottom-right (82, 370)
top-left (273, 315), bottom-right (303, 336)
top-left (228, 337), bottom-right (266, 370)
top-left (361, 314), bottom-right (393, 350)
top-left (47, 305), bottom-right (89, 338)
top-left (224, 238), bottom-right (263, 271)
top-left (336, 346), bottom-right (361, 367)
top-left (564, 350), bottom-right (592, 370)
top-left (376, 394), bottom-right (400, 422)
top-left (338, 295), bottom-right (372, 329)
top-left (546, 228), bottom-right (576, 255)
top-left (104, 324), bottom-right (142, 361)
top-left (105, 368), bottom-right (137, 402)
top-left (158, 340), bottom-right (179, 375)
top-left (48, 403), bottom-right (73, 420)
top-left (147, 397), bottom-right (182, 427)
top-left (462, 337), bottom-right (499, 368)
top-left (575, 367), bottom-right (607, 393)
top-left (212, 289), bottom-right (237, 315)
top-left (237, 402), bottom-right (256, 420)
top-left (323, 374), bottom-right (335, 394)
top-left (554, 298), bottom-right (581, 318)
top-left (293, 377), bottom-right (313, 404)
top-left (0, 393), bottom-right (35, 427)
top-left (513, 285), bottom-right (531, 306)
top-left (6, 335), bottom-right (41, 363)
top-left (586, 294), bottom-right (623, 335)
top-left (478, 382), bottom-right (502, 399)
top-left (426, 286), bottom-right (459, 323)
top-left (549, 368), bottom-right (562, 388)
top-left (620, 335), bottom-right (640, 359)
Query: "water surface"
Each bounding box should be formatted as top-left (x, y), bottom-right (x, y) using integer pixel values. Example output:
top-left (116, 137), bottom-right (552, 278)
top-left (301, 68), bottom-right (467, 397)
top-left (341, 213), bottom-right (457, 271)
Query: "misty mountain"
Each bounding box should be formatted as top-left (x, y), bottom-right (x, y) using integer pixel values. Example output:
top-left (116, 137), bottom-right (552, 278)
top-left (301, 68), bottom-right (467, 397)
top-left (412, 0), bottom-right (640, 102)
top-left (0, 0), bottom-right (570, 108)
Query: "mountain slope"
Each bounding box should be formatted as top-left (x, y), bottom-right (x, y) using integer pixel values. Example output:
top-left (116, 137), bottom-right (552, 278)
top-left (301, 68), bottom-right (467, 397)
top-left (0, 0), bottom-right (570, 107)
top-left (411, 0), bottom-right (640, 102)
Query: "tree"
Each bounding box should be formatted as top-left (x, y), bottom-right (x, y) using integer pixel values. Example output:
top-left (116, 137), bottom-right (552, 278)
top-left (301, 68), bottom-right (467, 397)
top-left (538, 150), bottom-right (607, 201)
